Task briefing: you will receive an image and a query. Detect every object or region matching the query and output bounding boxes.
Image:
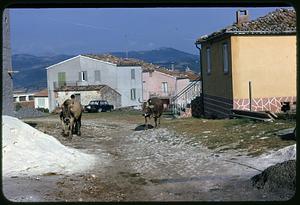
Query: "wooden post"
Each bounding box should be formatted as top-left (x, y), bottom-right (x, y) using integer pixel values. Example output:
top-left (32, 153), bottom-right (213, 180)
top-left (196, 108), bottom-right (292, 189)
top-left (249, 81), bottom-right (252, 111)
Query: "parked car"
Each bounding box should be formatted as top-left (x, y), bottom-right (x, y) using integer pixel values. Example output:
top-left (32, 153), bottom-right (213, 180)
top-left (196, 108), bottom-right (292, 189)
top-left (84, 100), bottom-right (114, 113)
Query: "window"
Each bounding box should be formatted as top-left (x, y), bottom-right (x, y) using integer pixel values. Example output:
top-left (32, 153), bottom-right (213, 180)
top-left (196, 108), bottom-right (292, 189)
top-left (13, 97), bottom-right (17, 102)
top-left (19, 96), bottom-right (26, 101)
top-left (95, 70), bottom-right (101, 82)
top-left (162, 82), bottom-right (168, 94)
top-left (131, 69), bottom-right (135, 80)
top-left (79, 71), bottom-right (88, 81)
top-left (38, 98), bottom-right (45, 107)
top-left (223, 43), bottom-right (229, 73)
top-left (131, 88), bottom-right (136, 100)
top-left (28, 96), bottom-right (34, 101)
top-left (58, 72), bottom-right (66, 87)
top-left (206, 47), bottom-right (211, 74)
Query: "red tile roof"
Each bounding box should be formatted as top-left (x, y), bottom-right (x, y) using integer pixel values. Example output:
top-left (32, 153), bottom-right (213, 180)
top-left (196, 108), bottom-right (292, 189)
top-left (34, 89), bottom-right (48, 97)
top-left (196, 8), bottom-right (296, 43)
top-left (84, 54), bottom-right (200, 80)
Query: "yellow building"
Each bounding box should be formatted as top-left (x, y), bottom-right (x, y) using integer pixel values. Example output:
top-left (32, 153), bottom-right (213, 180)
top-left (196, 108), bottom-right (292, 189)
top-left (195, 9), bottom-right (296, 118)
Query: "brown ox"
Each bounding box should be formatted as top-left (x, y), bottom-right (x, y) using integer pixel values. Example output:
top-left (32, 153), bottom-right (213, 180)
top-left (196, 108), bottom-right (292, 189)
top-left (142, 97), bottom-right (164, 129)
top-left (60, 99), bottom-right (83, 137)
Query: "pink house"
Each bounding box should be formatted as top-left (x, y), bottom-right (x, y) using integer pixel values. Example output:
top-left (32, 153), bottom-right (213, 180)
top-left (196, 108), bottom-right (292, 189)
top-left (142, 68), bottom-right (199, 109)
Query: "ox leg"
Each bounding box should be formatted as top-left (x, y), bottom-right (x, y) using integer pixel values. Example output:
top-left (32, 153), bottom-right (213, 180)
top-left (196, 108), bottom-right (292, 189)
top-left (61, 120), bottom-right (67, 136)
top-left (77, 115), bottom-right (82, 136)
top-left (69, 118), bottom-right (75, 138)
top-left (154, 117), bottom-right (158, 128)
top-left (145, 117), bottom-right (148, 130)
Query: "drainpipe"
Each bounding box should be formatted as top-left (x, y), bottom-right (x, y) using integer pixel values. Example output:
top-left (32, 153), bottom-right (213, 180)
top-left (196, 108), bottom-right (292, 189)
top-left (195, 43), bottom-right (204, 116)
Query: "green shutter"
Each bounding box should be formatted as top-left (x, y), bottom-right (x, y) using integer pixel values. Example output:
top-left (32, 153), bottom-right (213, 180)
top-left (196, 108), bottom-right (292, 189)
top-left (58, 72), bottom-right (66, 87)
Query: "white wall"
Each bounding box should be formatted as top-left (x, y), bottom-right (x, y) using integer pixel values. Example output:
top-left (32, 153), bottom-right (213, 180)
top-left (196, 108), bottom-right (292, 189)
top-left (34, 97), bottom-right (49, 109)
top-left (116, 66), bottom-right (142, 107)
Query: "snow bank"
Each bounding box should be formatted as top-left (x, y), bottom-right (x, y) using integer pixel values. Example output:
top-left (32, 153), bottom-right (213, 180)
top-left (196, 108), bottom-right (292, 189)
top-left (2, 115), bottom-right (96, 177)
top-left (248, 144), bottom-right (296, 171)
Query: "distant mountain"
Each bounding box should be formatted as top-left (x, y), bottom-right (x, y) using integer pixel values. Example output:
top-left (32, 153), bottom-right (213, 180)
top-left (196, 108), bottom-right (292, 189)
top-left (12, 54), bottom-right (75, 91)
top-left (12, 48), bottom-right (200, 91)
top-left (111, 47), bottom-right (200, 72)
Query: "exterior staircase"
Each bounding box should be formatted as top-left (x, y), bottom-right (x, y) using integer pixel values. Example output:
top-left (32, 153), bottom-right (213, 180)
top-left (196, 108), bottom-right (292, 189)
top-left (171, 77), bottom-right (201, 116)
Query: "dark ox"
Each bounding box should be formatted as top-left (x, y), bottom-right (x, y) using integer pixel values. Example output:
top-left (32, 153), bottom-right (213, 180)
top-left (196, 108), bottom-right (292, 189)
top-left (60, 99), bottom-right (83, 137)
top-left (142, 97), bottom-right (164, 129)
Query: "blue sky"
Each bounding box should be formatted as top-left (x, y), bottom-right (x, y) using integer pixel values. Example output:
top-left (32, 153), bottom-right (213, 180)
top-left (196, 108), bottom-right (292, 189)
top-left (9, 7), bottom-right (285, 56)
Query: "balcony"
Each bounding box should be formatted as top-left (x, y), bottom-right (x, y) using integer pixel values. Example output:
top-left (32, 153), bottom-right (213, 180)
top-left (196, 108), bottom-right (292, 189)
top-left (149, 89), bottom-right (176, 99)
top-left (53, 81), bottom-right (94, 90)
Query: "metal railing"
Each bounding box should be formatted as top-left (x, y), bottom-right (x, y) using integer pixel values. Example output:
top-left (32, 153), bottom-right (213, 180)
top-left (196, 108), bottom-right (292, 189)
top-left (53, 81), bottom-right (90, 89)
top-left (171, 77), bottom-right (202, 115)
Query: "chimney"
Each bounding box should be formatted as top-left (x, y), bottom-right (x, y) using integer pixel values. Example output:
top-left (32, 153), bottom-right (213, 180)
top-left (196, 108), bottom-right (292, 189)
top-left (236, 10), bottom-right (249, 25)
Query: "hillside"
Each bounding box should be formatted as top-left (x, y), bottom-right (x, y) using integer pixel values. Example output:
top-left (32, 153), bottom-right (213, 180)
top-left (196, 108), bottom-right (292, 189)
top-left (12, 48), bottom-right (200, 91)
top-left (12, 54), bottom-right (75, 91)
top-left (111, 47), bottom-right (199, 72)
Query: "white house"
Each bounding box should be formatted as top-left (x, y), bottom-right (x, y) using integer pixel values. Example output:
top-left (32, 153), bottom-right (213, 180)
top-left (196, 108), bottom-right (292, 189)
top-left (46, 54), bottom-right (143, 112)
top-left (34, 88), bottom-right (49, 110)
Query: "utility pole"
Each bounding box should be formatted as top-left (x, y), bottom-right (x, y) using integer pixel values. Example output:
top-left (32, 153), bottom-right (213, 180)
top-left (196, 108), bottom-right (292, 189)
top-left (249, 81), bottom-right (252, 111)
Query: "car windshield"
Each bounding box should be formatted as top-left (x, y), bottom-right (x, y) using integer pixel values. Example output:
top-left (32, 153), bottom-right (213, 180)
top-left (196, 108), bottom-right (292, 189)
top-left (98, 101), bottom-right (107, 105)
top-left (89, 101), bottom-right (99, 105)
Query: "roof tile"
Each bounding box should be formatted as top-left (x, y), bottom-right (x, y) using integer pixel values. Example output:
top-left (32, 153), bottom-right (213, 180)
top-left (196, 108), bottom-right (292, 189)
top-left (196, 8), bottom-right (296, 43)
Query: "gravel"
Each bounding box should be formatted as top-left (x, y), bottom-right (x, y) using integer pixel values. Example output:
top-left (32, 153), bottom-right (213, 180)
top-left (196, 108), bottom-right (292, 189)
top-left (14, 108), bottom-right (48, 119)
top-left (251, 160), bottom-right (296, 198)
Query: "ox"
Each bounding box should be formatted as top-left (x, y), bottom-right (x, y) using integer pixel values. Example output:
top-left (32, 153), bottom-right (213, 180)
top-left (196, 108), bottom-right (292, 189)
top-left (60, 99), bottom-right (83, 137)
top-left (141, 97), bottom-right (164, 130)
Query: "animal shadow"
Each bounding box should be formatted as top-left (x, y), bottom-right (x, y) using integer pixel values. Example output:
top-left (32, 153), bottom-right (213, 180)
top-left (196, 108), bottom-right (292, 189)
top-left (134, 124), bottom-right (154, 131)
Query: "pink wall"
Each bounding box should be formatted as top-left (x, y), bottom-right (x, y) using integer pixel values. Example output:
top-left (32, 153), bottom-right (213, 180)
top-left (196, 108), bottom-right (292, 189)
top-left (142, 71), bottom-right (190, 101)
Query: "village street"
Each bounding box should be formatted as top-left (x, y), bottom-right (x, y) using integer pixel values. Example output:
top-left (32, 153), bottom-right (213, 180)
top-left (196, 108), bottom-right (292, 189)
top-left (3, 113), bottom-right (294, 202)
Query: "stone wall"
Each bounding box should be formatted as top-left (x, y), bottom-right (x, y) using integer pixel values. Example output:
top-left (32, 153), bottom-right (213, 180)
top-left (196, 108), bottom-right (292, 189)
top-left (55, 87), bottom-right (121, 109)
top-left (234, 96), bottom-right (296, 113)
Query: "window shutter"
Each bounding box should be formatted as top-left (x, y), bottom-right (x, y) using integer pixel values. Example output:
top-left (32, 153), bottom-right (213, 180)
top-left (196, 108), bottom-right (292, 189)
top-left (79, 72), bottom-right (81, 81)
top-left (131, 69), bottom-right (135, 80)
top-left (84, 71), bottom-right (88, 81)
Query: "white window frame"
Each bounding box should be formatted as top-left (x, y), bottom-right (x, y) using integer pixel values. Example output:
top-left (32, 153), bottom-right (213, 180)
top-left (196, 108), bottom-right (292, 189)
top-left (206, 47), bottom-right (211, 75)
top-left (80, 71), bottom-right (87, 81)
top-left (223, 43), bottom-right (229, 74)
top-left (162, 82), bottom-right (168, 94)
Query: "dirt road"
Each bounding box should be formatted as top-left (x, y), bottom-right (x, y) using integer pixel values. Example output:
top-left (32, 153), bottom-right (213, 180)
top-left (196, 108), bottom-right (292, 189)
top-left (2, 115), bottom-right (291, 201)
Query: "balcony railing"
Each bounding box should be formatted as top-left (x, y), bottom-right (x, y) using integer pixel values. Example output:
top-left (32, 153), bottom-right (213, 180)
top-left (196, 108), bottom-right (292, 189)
top-left (149, 89), bottom-right (176, 98)
top-left (53, 81), bottom-right (91, 90)
top-left (171, 78), bottom-right (202, 115)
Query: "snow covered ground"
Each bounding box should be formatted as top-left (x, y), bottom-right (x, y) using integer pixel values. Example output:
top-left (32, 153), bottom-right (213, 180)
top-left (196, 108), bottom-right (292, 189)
top-left (247, 144), bottom-right (296, 171)
top-left (2, 115), bottom-right (96, 177)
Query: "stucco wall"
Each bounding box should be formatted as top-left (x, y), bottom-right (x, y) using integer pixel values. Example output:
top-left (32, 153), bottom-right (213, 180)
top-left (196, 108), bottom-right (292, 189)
top-left (142, 71), bottom-right (178, 101)
top-left (231, 35), bottom-right (296, 99)
top-left (116, 66), bottom-right (142, 107)
top-left (201, 37), bottom-right (233, 100)
top-left (47, 56), bottom-right (82, 111)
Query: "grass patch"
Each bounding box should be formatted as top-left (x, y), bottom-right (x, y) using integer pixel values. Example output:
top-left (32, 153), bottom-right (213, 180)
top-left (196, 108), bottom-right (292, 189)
top-left (161, 117), bottom-right (295, 156)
